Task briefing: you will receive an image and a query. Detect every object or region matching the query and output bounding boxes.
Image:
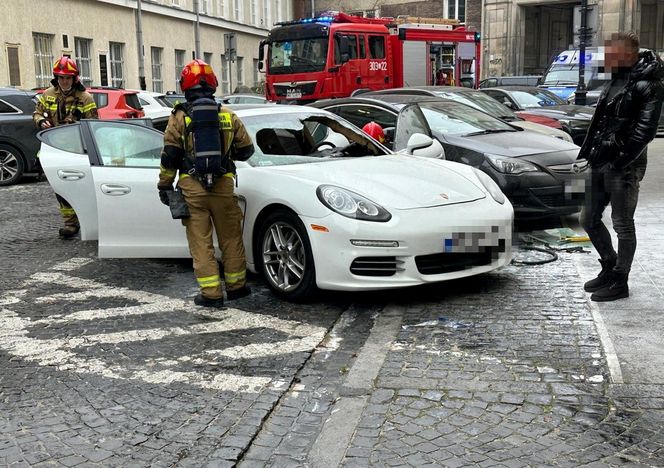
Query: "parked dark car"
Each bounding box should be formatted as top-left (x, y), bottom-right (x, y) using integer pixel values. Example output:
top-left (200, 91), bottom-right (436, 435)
top-left (161, 93), bottom-right (186, 108)
top-left (363, 86), bottom-right (573, 141)
top-left (0, 87), bottom-right (41, 186)
top-left (478, 75), bottom-right (542, 88)
top-left (480, 86), bottom-right (594, 145)
top-left (312, 95), bottom-right (588, 219)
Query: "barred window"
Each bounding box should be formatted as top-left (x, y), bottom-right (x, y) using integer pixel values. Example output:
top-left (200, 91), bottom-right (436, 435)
top-left (33, 33), bottom-right (54, 88)
top-left (262, 0), bottom-right (269, 27)
top-left (233, 0), bottom-right (242, 21)
top-left (151, 47), bottom-right (163, 93)
top-left (75, 37), bottom-right (93, 87)
top-left (251, 0), bottom-right (258, 24)
top-left (109, 42), bottom-right (125, 88)
top-left (220, 54), bottom-right (230, 94)
top-left (175, 49), bottom-right (186, 93)
top-left (236, 56), bottom-right (244, 88)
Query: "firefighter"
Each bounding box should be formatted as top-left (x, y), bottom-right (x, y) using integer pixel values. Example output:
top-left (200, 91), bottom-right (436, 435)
top-left (158, 59), bottom-right (255, 308)
top-left (33, 56), bottom-right (98, 239)
top-left (362, 121), bottom-right (386, 144)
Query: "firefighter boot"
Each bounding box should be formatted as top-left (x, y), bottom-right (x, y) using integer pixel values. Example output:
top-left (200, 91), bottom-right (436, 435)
top-left (583, 258), bottom-right (616, 292)
top-left (591, 272), bottom-right (629, 302)
top-left (194, 294), bottom-right (225, 309)
top-left (59, 224), bottom-right (80, 239)
top-left (226, 285), bottom-right (252, 301)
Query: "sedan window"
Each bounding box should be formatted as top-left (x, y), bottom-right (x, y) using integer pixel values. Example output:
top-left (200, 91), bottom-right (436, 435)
top-left (418, 102), bottom-right (516, 136)
top-left (39, 124), bottom-right (85, 154)
top-left (89, 121), bottom-right (163, 167)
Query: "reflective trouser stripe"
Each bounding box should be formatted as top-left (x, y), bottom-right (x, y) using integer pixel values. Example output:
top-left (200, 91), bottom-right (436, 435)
top-left (197, 275), bottom-right (221, 288)
top-left (160, 165), bottom-right (176, 177)
top-left (59, 207), bottom-right (76, 216)
top-left (224, 271), bottom-right (246, 285)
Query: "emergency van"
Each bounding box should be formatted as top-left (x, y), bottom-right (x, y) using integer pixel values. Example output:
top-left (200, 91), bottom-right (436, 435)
top-left (538, 47), bottom-right (608, 100)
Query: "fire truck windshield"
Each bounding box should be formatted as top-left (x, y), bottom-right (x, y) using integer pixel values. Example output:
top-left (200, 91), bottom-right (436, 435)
top-left (269, 38), bottom-right (329, 74)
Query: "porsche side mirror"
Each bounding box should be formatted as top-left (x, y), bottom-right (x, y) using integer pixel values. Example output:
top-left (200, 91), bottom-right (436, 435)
top-left (404, 133), bottom-right (445, 159)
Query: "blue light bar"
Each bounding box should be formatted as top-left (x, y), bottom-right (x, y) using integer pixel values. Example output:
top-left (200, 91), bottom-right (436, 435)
top-left (276, 15), bottom-right (335, 26)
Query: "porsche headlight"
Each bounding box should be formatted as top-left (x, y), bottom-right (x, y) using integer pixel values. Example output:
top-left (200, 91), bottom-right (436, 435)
top-left (472, 168), bottom-right (506, 205)
top-left (485, 153), bottom-right (540, 175)
top-left (317, 185), bottom-right (391, 222)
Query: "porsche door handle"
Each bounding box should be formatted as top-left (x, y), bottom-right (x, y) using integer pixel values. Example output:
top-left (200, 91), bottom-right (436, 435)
top-left (57, 170), bottom-right (86, 181)
top-left (100, 184), bottom-right (131, 196)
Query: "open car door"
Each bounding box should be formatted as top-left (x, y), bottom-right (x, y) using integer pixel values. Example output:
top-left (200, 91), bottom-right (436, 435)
top-left (37, 124), bottom-right (99, 241)
top-left (83, 120), bottom-right (189, 258)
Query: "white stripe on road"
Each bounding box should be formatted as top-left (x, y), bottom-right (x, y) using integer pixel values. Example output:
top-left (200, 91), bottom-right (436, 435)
top-left (204, 335), bottom-right (325, 360)
top-left (572, 256), bottom-right (624, 384)
top-left (0, 258), bottom-right (328, 393)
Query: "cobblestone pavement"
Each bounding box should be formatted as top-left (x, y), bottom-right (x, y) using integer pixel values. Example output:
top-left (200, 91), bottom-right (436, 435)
top-left (2, 181), bottom-right (664, 467)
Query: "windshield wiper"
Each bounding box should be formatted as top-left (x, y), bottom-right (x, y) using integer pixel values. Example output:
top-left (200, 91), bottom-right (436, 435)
top-left (463, 129), bottom-right (516, 137)
top-left (544, 80), bottom-right (577, 86)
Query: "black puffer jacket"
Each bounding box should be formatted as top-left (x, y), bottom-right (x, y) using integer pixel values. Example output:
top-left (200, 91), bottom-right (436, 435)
top-left (579, 50), bottom-right (664, 168)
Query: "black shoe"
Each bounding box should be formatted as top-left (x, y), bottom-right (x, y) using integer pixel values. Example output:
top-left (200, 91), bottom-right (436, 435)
top-left (59, 225), bottom-right (80, 239)
top-left (194, 294), bottom-right (224, 309)
top-left (591, 273), bottom-right (629, 302)
top-left (584, 258), bottom-right (616, 292)
top-left (226, 285), bottom-right (252, 301)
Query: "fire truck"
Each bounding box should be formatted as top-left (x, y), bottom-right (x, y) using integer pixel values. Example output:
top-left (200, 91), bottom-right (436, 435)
top-left (258, 12), bottom-right (481, 103)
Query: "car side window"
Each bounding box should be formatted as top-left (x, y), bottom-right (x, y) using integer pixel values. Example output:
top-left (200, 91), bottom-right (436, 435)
top-left (92, 93), bottom-right (108, 109)
top-left (89, 121), bottom-right (163, 168)
top-left (484, 90), bottom-right (511, 106)
top-left (0, 99), bottom-right (19, 114)
top-left (39, 125), bottom-right (86, 155)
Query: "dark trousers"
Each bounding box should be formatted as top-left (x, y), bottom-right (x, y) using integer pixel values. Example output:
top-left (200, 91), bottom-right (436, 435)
top-left (580, 158), bottom-right (646, 276)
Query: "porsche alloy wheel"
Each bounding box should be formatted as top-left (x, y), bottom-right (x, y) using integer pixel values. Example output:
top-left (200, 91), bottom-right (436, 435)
top-left (259, 210), bottom-right (316, 301)
top-left (0, 145), bottom-right (24, 186)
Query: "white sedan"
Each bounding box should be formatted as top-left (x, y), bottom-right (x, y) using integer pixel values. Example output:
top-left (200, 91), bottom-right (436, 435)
top-left (37, 106), bottom-right (514, 301)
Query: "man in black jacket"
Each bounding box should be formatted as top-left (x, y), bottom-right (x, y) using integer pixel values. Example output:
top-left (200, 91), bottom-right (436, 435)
top-left (579, 32), bottom-right (664, 302)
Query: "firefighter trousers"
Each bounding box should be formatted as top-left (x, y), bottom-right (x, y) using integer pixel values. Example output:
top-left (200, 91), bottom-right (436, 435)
top-left (178, 175), bottom-right (247, 300)
top-left (55, 194), bottom-right (79, 227)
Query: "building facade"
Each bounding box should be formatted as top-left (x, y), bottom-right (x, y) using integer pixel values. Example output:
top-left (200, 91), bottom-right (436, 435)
top-left (2, 0), bottom-right (293, 93)
top-left (294, 0), bottom-right (481, 32)
top-left (482, 0), bottom-right (664, 78)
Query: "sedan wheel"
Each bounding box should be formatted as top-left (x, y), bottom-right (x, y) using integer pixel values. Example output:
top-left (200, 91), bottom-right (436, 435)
top-left (0, 145), bottom-right (24, 186)
top-left (259, 210), bottom-right (317, 301)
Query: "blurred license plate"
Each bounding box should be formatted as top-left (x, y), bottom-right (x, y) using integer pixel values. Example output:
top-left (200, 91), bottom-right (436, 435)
top-left (287, 89), bottom-right (302, 99)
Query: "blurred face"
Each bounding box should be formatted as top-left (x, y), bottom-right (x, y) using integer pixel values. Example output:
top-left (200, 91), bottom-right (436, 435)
top-left (604, 37), bottom-right (639, 72)
top-left (57, 75), bottom-right (74, 91)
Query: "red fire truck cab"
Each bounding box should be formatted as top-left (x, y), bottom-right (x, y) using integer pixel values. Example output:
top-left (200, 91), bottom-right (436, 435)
top-left (258, 12), bottom-right (481, 103)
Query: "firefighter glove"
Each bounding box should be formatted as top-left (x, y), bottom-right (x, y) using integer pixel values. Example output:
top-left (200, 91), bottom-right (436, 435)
top-left (158, 186), bottom-right (173, 206)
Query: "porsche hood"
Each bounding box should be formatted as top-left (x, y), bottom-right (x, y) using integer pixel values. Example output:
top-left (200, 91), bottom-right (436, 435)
top-left (261, 156), bottom-right (487, 210)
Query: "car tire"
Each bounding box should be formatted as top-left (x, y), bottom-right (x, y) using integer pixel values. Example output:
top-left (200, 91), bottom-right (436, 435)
top-left (0, 143), bottom-right (25, 186)
top-left (257, 209), bottom-right (317, 302)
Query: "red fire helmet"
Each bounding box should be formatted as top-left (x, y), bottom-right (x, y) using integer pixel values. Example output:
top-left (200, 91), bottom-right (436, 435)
top-left (180, 59), bottom-right (218, 91)
top-left (53, 56), bottom-right (79, 78)
top-left (362, 121), bottom-right (385, 143)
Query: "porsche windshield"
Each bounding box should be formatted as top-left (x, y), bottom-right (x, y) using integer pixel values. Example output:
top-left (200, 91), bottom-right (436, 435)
top-left (242, 113), bottom-right (385, 166)
top-left (268, 38), bottom-right (328, 74)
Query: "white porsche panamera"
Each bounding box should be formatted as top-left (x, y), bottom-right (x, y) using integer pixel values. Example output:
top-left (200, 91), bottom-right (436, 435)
top-left (37, 106), bottom-right (513, 301)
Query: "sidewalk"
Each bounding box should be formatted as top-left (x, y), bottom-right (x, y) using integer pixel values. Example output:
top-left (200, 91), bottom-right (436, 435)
top-left (239, 140), bottom-right (664, 467)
